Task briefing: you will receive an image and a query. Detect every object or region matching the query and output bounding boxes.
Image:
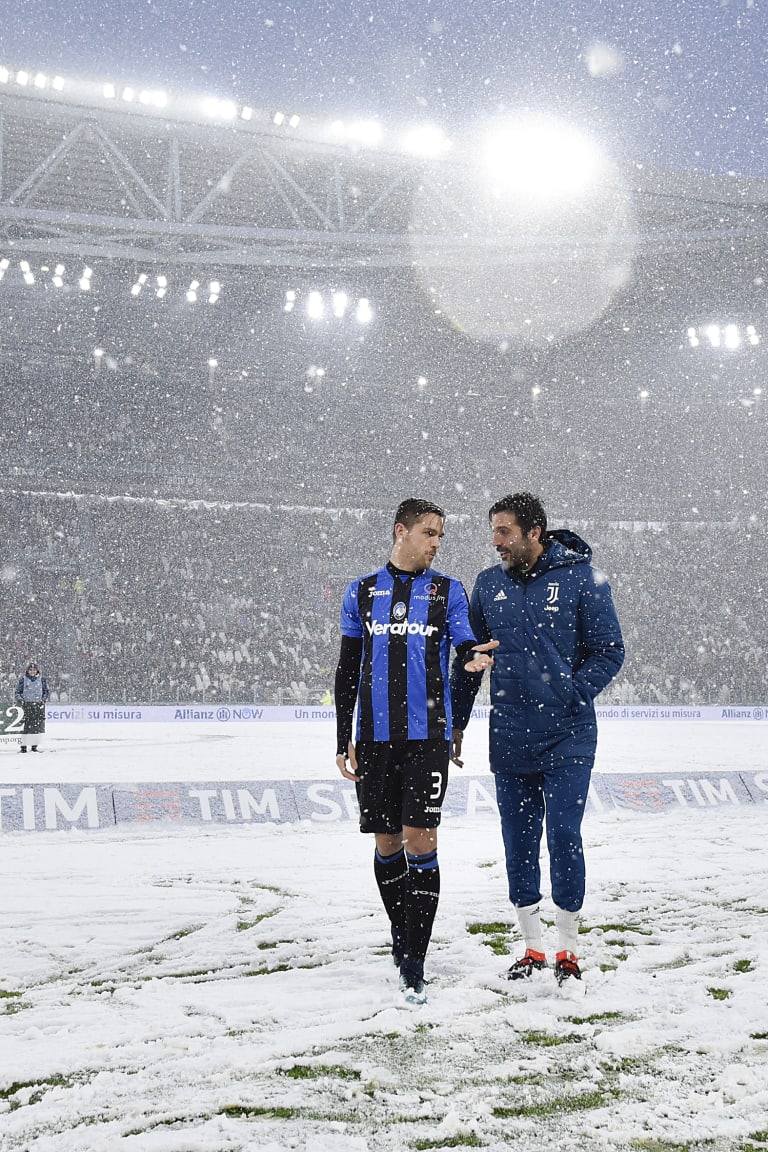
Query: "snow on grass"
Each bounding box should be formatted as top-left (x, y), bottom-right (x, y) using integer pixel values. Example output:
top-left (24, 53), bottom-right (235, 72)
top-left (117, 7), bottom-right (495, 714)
top-left (1, 722), bottom-right (767, 1150)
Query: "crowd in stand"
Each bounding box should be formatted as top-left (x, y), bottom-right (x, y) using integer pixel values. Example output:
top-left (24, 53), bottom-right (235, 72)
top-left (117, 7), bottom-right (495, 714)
top-left (1, 491), bottom-right (765, 706)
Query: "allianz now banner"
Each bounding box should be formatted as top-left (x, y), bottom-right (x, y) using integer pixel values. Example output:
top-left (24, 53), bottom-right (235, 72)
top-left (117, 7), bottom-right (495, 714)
top-left (18, 703), bottom-right (768, 724)
top-left (0, 772), bottom-right (766, 834)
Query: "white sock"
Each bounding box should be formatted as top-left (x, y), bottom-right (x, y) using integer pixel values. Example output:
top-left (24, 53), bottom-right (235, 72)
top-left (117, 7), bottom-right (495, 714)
top-left (515, 903), bottom-right (543, 954)
top-left (555, 906), bottom-right (580, 956)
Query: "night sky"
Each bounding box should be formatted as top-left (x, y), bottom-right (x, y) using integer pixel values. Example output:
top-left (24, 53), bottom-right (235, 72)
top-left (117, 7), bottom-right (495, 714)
top-left (3, 0), bottom-right (765, 177)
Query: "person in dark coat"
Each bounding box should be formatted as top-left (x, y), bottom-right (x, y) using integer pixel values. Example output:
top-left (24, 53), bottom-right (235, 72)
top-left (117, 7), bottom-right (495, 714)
top-left (15, 661), bottom-right (50, 752)
top-left (451, 493), bottom-right (624, 987)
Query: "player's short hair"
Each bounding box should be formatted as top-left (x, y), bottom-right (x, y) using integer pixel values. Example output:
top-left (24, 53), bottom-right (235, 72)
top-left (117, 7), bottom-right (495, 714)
top-left (392, 498), bottom-right (445, 541)
top-left (488, 492), bottom-right (548, 538)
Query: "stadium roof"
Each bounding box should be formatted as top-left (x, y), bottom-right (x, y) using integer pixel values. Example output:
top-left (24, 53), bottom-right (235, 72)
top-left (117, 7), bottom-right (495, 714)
top-left (1, 73), bottom-right (767, 270)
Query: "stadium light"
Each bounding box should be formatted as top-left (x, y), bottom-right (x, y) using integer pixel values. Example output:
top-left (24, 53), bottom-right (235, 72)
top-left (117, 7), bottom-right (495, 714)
top-left (483, 115), bottom-right (603, 199)
top-left (356, 297), bottom-right (373, 323)
top-left (208, 280), bottom-right (220, 304)
top-left (33, 72), bottom-right (47, 89)
top-left (79, 266), bottom-right (93, 291)
top-left (332, 291), bottom-right (348, 318)
top-left (16, 70), bottom-right (29, 86)
top-left (284, 290), bottom-right (296, 313)
top-left (689, 323), bottom-right (760, 350)
top-left (122, 87), bottom-right (135, 102)
top-left (103, 83), bottom-right (116, 99)
top-left (403, 124), bottom-right (451, 158)
top-left (307, 291), bottom-right (324, 320)
top-left (241, 106), bottom-right (253, 121)
top-left (52, 76), bottom-right (64, 91)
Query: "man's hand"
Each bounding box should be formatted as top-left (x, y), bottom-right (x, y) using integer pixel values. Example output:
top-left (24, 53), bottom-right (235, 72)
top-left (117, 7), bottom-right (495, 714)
top-left (464, 639), bottom-right (499, 672)
top-left (336, 740), bottom-right (360, 781)
top-left (450, 728), bottom-right (464, 767)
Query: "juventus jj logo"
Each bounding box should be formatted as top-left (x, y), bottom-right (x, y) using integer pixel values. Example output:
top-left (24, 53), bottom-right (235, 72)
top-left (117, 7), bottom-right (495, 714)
top-left (546, 583), bottom-right (560, 604)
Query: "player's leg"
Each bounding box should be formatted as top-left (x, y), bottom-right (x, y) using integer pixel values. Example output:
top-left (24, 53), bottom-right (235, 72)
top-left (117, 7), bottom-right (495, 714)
top-left (398, 740), bottom-right (449, 998)
top-left (356, 742), bottom-right (409, 966)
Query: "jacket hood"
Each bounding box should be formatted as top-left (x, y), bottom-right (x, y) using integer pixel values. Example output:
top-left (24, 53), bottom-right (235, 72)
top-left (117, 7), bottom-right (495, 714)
top-left (537, 528), bottom-right (592, 572)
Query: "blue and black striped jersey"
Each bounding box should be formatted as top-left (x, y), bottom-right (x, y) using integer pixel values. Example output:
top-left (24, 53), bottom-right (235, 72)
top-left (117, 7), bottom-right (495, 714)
top-left (340, 562), bottom-right (478, 743)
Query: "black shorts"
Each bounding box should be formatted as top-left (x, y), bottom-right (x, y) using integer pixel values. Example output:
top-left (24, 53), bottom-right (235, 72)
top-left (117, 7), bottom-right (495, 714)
top-left (354, 739), bottom-right (450, 834)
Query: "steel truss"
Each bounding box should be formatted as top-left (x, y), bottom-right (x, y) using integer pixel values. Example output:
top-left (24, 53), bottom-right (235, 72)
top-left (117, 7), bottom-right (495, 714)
top-left (0, 89), bottom-right (766, 270)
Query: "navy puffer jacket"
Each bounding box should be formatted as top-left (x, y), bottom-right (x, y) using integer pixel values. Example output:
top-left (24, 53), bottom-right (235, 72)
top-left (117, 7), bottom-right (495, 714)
top-left (451, 529), bottom-right (624, 771)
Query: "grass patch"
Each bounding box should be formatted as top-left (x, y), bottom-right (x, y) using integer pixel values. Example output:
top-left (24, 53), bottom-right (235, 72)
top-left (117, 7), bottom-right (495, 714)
top-left (630, 1142), bottom-right (700, 1151)
top-left (519, 1030), bottom-right (584, 1047)
top-left (219, 1104), bottom-right (299, 1120)
top-left (0, 1075), bottom-right (78, 1111)
top-left (493, 1089), bottom-right (610, 1118)
top-left (586, 922), bottom-right (653, 936)
top-left (0, 989), bottom-right (22, 999)
top-left (414, 1136), bottom-right (483, 1149)
top-left (733, 959), bottom-right (754, 973)
top-left (750, 1032), bottom-right (768, 1041)
top-left (467, 921), bottom-right (513, 956)
top-left (280, 1063), bottom-right (361, 1081)
top-left (567, 1011), bottom-right (626, 1025)
top-left (707, 987), bottom-right (731, 1001)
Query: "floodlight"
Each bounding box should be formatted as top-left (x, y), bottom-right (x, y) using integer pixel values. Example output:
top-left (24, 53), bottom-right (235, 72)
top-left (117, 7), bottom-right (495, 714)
top-left (639, 389), bottom-right (650, 399)
top-left (273, 111), bottom-right (285, 126)
top-left (219, 100), bottom-right (237, 120)
top-left (686, 326), bottom-right (699, 347)
top-left (52, 76), bottom-right (64, 91)
top-left (307, 291), bottom-right (324, 319)
top-left (349, 120), bottom-right (382, 147)
top-left (33, 73), bottom-right (47, 89)
top-left (20, 260), bottom-right (30, 272)
top-left (156, 287), bottom-right (166, 298)
top-left (483, 115), bottom-right (603, 198)
top-left (130, 283), bottom-right (142, 296)
top-left (23, 270), bottom-right (35, 285)
top-left (94, 348), bottom-right (104, 357)
top-left (0, 258), bottom-right (10, 270)
top-left (104, 83), bottom-right (116, 98)
top-left (754, 387), bottom-right (763, 397)
top-left (723, 324), bottom-right (740, 349)
top-left (403, 124), bottom-right (451, 158)
top-left (332, 291), bottom-right (348, 317)
top-left (55, 263), bottom-right (65, 275)
top-left (704, 324), bottom-right (721, 348)
top-left (288, 114), bottom-right (300, 128)
top-left (122, 87), bottom-right (135, 102)
top-left (209, 280), bottom-right (220, 293)
top-left (208, 358), bottom-right (218, 367)
top-left (186, 289), bottom-right (198, 302)
top-left (746, 325), bottom-right (760, 346)
top-left (156, 275), bottom-right (167, 287)
top-left (52, 275), bottom-right (64, 287)
top-left (241, 106), bottom-right (253, 120)
top-left (16, 70), bottom-right (29, 86)
top-left (356, 298), bottom-right (373, 323)
top-left (138, 273), bottom-right (148, 284)
top-left (79, 277), bottom-right (91, 290)
top-left (531, 385), bottom-right (542, 397)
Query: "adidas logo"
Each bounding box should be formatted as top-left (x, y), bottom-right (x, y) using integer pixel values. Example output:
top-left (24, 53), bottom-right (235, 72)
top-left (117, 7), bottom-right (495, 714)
top-left (493, 589), bottom-right (507, 601)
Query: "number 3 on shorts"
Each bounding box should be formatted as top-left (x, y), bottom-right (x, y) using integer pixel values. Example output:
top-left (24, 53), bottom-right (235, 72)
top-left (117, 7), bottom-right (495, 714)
top-left (430, 771), bottom-right (443, 800)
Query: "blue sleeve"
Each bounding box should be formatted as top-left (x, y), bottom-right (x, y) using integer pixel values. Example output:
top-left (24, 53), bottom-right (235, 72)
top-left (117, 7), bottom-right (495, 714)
top-left (446, 579), bottom-right (478, 649)
top-left (42, 677), bottom-right (50, 701)
top-left (340, 580), bottom-right (363, 638)
top-left (573, 570), bottom-right (625, 700)
top-left (449, 579), bottom-right (487, 729)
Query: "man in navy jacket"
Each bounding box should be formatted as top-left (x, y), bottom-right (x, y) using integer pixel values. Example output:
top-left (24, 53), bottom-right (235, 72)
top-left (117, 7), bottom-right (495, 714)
top-left (451, 493), bottom-right (624, 986)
